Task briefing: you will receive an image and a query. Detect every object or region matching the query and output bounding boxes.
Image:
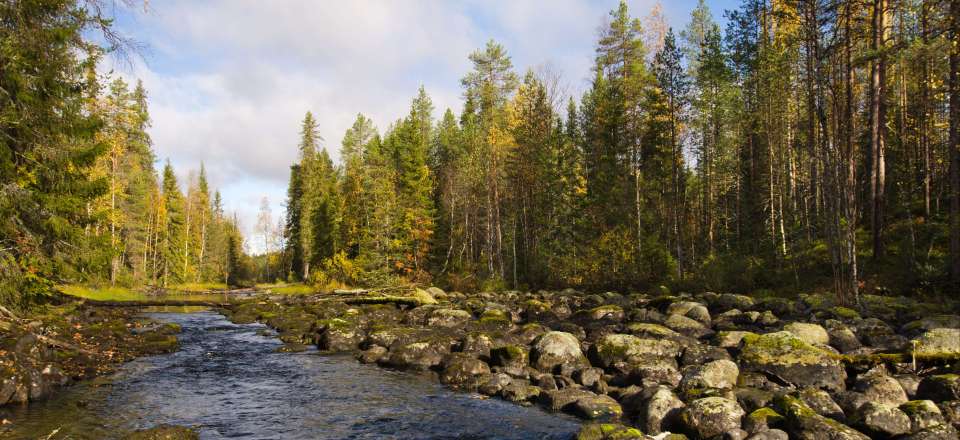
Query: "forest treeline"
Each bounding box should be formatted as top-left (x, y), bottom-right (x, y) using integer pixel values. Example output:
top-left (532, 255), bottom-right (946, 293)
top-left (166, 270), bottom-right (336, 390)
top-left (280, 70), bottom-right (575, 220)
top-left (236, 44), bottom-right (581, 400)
top-left (0, 0), bottom-right (248, 308)
top-left (275, 0), bottom-right (959, 303)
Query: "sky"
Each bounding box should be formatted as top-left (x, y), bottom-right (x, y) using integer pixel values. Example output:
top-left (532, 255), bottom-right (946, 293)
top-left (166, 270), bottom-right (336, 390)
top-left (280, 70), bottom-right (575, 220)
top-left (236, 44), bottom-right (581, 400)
top-left (103, 0), bottom-right (739, 253)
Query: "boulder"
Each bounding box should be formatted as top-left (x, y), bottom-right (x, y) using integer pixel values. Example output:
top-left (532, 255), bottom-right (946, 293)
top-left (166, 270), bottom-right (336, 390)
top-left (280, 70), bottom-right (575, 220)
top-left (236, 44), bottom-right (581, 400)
top-left (356, 345), bottom-right (388, 364)
top-left (592, 334), bottom-right (681, 369)
top-left (664, 313), bottom-right (714, 339)
top-left (680, 359), bottom-right (740, 391)
top-left (680, 397), bottom-right (745, 439)
top-left (900, 400), bottom-right (946, 433)
top-left (716, 294), bottom-right (755, 312)
top-left (440, 353), bottom-right (491, 389)
top-left (573, 394), bottom-right (623, 421)
top-left (913, 328), bottom-right (960, 357)
top-left (125, 425), bottom-right (199, 440)
top-left (531, 331), bottom-right (589, 373)
top-left (641, 386), bottom-right (685, 435)
top-left (854, 369), bottom-right (908, 406)
top-left (739, 331), bottom-right (846, 392)
top-left (540, 387), bottom-right (598, 412)
top-left (499, 380), bottom-right (541, 403)
top-left (490, 345), bottom-right (529, 377)
top-left (715, 331), bottom-right (757, 349)
top-left (901, 424), bottom-right (960, 440)
top-left (917, 375), bottom-right (960, 402)
top-left (316, 319), bottom-right (364, 352)
top-left (575, 424), bottom-right (644, 440)
top-left (852, 402), bottom-right (911, 437)
top-left (478, 373), bottom-right (512, 396)
top-left (774, 395), bottom-right (870, 440)
top-left (680, 343), bottom-right (731, 367)
top-left (382, 341), bottom-right (443, 371)
top-left (625, 322), bottom-right (682, 339)
top-left (667, 301), bottom-right (712, 325)
top-left (743, 407), bottom-right (785, 434)
top-left (783, 322), bottom-right (830, 346)
top-left (459, 332), bottom-right (494, 358)
top-left (746, 429), bottom-right (789, 440)
top-left (426, 308), bottom-right (472, 328)
top-left (798, 388), bottom-right (844, 421)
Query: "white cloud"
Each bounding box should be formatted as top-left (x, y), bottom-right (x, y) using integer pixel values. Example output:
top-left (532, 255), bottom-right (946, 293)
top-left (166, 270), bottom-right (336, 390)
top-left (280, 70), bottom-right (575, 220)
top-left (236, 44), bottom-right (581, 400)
top-left (104, 0), bottom-right (683, 253)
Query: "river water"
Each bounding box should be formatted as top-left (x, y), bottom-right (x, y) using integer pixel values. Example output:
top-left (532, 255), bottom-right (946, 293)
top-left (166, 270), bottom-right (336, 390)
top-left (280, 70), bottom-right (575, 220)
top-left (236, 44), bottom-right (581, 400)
top-left (0, 311), bottom-right (580, 439)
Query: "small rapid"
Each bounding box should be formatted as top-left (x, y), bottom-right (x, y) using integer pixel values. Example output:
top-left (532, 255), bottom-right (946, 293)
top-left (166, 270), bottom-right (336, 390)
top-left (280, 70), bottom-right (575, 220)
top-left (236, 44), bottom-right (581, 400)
top-left (1, 311), bottom-right (580, 439)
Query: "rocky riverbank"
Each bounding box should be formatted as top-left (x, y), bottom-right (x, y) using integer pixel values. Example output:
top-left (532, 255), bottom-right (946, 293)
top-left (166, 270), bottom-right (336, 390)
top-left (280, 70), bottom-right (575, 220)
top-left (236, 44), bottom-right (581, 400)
top-left (0, 301), bottom-right (181, 409)
top-left (221, 288), bottom-right (960, 439)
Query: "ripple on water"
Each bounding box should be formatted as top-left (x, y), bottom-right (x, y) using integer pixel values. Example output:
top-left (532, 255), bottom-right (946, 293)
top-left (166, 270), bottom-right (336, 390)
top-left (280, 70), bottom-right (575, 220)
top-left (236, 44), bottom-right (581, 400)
top-left (0, 311), bottom-right (580, 439)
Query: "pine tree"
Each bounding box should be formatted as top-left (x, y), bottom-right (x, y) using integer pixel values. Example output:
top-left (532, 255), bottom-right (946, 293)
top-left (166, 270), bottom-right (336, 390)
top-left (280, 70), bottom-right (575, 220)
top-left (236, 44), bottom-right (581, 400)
top-left (160, 162), bottom-right (186, 286)
top-left (0, 0), bottom-right (117, 306)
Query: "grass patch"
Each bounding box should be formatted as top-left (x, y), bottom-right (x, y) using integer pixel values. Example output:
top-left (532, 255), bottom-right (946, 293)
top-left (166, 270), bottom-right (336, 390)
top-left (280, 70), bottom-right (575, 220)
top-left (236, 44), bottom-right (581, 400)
top-left (166, 282), bottom-right (229, 292)
top-left (256, 282), bottom-right (315, 295)
top-left (58, 285), bottom-right (147, 301)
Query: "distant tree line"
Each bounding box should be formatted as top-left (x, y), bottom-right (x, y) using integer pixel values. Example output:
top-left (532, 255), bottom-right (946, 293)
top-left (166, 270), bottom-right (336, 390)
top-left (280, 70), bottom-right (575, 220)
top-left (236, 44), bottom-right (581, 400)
top-left (280, 0), bottom-right (959, 303)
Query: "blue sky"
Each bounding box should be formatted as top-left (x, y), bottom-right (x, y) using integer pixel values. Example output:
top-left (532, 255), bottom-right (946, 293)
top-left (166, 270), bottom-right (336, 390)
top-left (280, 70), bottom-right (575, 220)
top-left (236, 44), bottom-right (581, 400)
top-left (104, 0), bottom-right (739, 253)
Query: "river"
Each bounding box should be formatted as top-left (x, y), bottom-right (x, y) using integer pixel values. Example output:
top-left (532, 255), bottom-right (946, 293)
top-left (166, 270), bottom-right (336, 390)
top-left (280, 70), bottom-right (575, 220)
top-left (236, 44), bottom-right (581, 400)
top-left (0, 311), bottom-right (581, 439)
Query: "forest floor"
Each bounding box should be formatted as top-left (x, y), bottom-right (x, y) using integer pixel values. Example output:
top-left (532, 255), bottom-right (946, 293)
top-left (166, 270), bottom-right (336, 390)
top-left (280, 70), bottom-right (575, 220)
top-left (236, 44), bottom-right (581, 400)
top-left (218, 287), bottom-right (960, 439)
top-left (0, 299), bottom-right (181, 409)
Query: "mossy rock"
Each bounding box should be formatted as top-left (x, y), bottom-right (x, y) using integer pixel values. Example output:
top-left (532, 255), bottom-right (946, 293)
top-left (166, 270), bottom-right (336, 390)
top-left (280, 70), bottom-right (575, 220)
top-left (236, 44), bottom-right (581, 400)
top-left (592, 334), bottom-right (681, 368)
top-left (829, 306), bottom-right (861, 320)
top-left (625, 322), bottom-right (680, 339)
top-left (745, 407), bottom-right (785, 432)
top-left (139, 334), bottom-right (179, 354)
top-left (124, 425), bottom-right (198, 440)
top-left (913, 328), bottom-right (960, 357)
top-left (739, 331), bottom-right (846, 392)
top-left (917, 374), bottom-right (960, 402)
top-left (576, 423), bottom-right (645, 440)
top-left (774, 395), bottom-right (870, 440)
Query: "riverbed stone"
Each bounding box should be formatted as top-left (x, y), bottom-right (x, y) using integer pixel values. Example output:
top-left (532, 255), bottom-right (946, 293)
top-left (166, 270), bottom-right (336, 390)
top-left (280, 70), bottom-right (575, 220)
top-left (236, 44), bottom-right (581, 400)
top-left (641, 386), bottom-right (685, 435)
top-left (852, 401), bottom-right (911, 437)
top-left (917, 375), bottom-right (960, 402)
top-left (902, 424), bottom-right (960, 440)
top-left (499, 380), bottom-right (540, 404)
top-left (531, 331), bottom-right (588, 373)
top-left (357, 345), bottom-right (388, 363)
top-left (798, 388), bottom-right (844, 420)
top-left (739, 331), bottom-right (846, 392)
top-left (667, 301), bottom-right (712, 325)
top-left (540, 387), bottom-right (598, 411)
top-left (427, 308), bottom-right (472, 328)
top-left (783, 322), bottom-right (830, 346)
top-left (490, 344), bottom-right (529, 377)
top-left (575, 423), bottom-right (645, 440)
top-left (715, 331), bottom-right (757, 349)
top-left (125, 425), bottom-right (199, 440)
top-left (591, 334), bottom-right (681, 369)
top-left (774, 395), bottom-right (870, 440)
top-left (478, 372), bottom-right (512, 396)
top-left (900, 400), bottom-right (946, 432)
top-left (382, 341), bottom-right (443, 371)
top-left (680, 397), bottom-right (745, 439)
top-left (440, 353), bottom-right (490, 389)
top-left (573, 393), bottom-right (623, 421)
top-left (664, 313), bottom-right (713, 339)
top-left (913, 328), bottom-right (960, 357)
top-left (680, 359), bottom-right (739, 391)
top-left (854, 368), bottom-right (908, 406)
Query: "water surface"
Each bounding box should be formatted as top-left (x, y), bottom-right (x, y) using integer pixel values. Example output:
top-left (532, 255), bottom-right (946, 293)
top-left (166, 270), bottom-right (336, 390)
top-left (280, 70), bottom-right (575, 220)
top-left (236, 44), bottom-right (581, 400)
top-left (1, 311), bottom-right (580, 439)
